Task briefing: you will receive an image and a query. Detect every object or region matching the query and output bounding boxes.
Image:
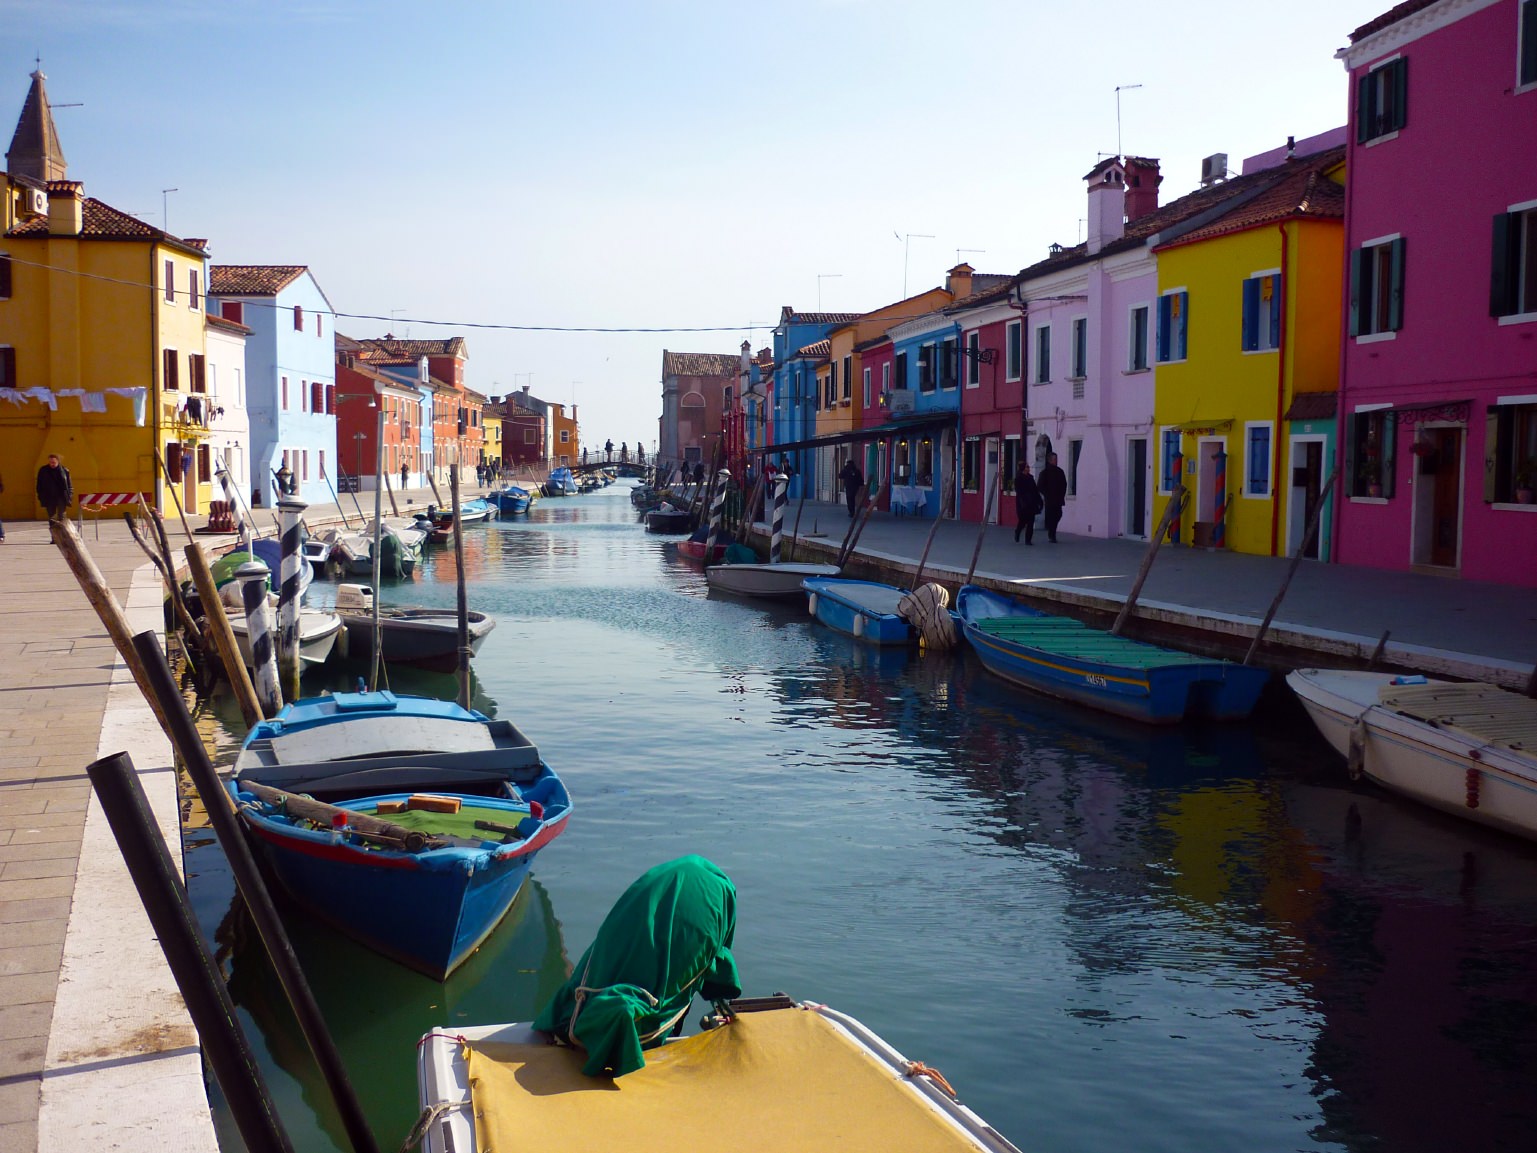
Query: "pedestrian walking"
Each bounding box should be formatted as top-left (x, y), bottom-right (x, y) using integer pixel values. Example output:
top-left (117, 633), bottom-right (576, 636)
top-left (401, 460), bottom-right (410, 490)
top-left (1039, 452), bottom-right (1067, 543)
top-left (838, 457), bottom-right (864, 518)
top-left (1013, 460), bottom-right (1041, 544)
top-left (36, 453), bottom-right (73, 521)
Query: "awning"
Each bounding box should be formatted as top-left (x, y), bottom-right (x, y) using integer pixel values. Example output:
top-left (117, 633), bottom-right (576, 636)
top-left (753, 414), bottom-right (956, 454)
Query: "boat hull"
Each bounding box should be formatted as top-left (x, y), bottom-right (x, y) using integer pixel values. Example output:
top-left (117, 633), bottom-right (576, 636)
top-left (338, 609), bottom-right (496, 672)
top-left (1287, 669), bottom-right (1537, 842)
top-left (802, 577), bottom-right (913, 646)
top-left (646, 509), bottom-right (691, 533)
top-left (676, 538), bottom-right (729, 562)
top-left (705, 562), bottom-right (840, 599)
top-left (232, 610), bottom-right (342, 670)
top-left (957, 585), bottom-right (1267, 724)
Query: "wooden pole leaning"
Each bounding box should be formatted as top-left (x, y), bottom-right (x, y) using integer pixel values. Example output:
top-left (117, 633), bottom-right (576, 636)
top-left (1112, 483), bottom-right (1186, 637)
top-left (451, 468), bottom-right (470, 710)
top-left (184, 541), bottom-right (264, 726)
top-left (963, 481), bottom-right (999, 588)
top-left (1243, 463), bottom-right (1339, 666)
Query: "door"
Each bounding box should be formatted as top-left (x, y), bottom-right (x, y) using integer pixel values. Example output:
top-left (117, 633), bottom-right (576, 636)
top-left (1428, 427), bottom-right (1462, 568)
top-left (984, 436), bottom-right (1000, 523)
top-left (1289, 440), bottom-right (1324, 559)
top-left (1126, 438), bottom-right (1147, 537)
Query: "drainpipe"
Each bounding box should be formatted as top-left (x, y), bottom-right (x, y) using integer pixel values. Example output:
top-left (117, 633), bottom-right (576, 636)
top-left (1272, 222), bottom-right (1289, 557)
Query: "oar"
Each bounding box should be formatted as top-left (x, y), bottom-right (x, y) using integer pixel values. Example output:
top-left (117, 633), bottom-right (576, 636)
top-left (962, 481), bottom-right (999, 586)
top-left (239, 781), bottom-right (444, 852)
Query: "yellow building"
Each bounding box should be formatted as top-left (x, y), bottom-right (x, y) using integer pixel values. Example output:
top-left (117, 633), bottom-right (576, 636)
top-left (1, 71), bottom-right (211, 520)
top-left (481, 395), bottom-right (502, 471)
top-left (1150, 150), bottom-right (1344, 559)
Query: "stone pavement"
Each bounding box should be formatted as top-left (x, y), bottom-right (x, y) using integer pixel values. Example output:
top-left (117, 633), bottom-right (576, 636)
top-left (1, 486), bottom-right (1533, 1151)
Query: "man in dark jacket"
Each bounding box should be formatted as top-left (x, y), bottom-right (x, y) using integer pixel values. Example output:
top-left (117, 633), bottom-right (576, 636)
top-left (1039, 452), bottom-right (1068, 542)
top-left (36, 454), bottom-right (72, 521)
top-left (1013, 460), bottom-right (1041, 544)
top-left (838, 457), bottom-right (864, 517)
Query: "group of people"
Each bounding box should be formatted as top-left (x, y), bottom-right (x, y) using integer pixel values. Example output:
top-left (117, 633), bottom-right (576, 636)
top-left (0, 454), bottom-right (74, 540)
top-left (1013, 453), bottom-right (1067, 545)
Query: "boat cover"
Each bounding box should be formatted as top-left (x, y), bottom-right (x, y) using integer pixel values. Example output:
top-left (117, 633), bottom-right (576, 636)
top-left (533, 855), bottom-right (740, 1076)
top-left (461, 1005), bottom-right (985, 1152)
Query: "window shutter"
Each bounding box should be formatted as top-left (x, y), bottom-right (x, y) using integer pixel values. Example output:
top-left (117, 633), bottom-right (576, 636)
top-left (0, 254), bottom-right (11, 299)
top-left (1392, 58), bottom-right (1408, 132)
top-left (1176, 293), bottom-right (1189, 360)
top-left (1387, 237), bottom-right (1406, 331)
top-left (1348, 249), bottom-right (1363, 336)
top-left (1382, 412), bottom-right (1397, 498)
top-left (1523, 1), bottom-right (1537, 86)
top-left (0, 346), bottom-right (14, 387)
top-left (1156, 297), bottom-right (1170, 361)
top-left (1355, 73), bottom-right (1371, 143)
top-left (1241, 278), bottom-right (1259, 351)
top-left (1268, 277), bottom-right (1282, 349)
top-left (1490, 213), bottom-right (1517, 317)
top-left (1485, 405), bottom-right (1504, 503)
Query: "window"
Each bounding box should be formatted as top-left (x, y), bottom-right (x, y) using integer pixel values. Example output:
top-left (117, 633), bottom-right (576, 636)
top-left (162, 348), bottom-right (179, 391)
top-left (1001, 437), bottom-right (1020, 494)
top-left (1491, 204), bottom-right (1537, 319)
top-left (281, 375), bottom-right (289, 410)
top-left (1485, 399), bottom-right (1537, 502)
top-left (0, 254), bottom-right (11, 299)
top-left (0, 346), bottom-right (14, 387)
top-left (1357, 56), bottom-right (1407, 143)
top-left (1160, 428), bottom-right (1183, 493)
top-left (1245, 422), bottom-right (1273, 496)
top-left (1156, 291), bottom-right (1188, 362)
top-left (234, 366), bottom-right (243, 405)
top-left (1350, 237), bottom-right (1406, 337)
top-left (164, 260), bottom-right (175, 303)
top-left (316, 311), bottom-right (323, 339)
top-left (1129, 305), bottom-right (1149, 371)
top-left (1006, 320), bottom-right (1022, 381)
top-left (293, 304), bottom-right (304, 331)
top-left (842, 355), bottom-right (852, 402)
top-left (1033, 324), bottom-right (1051, 383)
top-left (918, 344), bottom-right (935, 391)
top-left (1070, 318), bottom-right (1087, 379)
top-left (311, 380), bottom-right (324, 412)
top-left (1067, 439), bottom-right (1083, 497)
top-left (893, 351), bottom-right (908, 391)
top-left (188, 269), bottom-right (200, 310)
top-left (1523, 0), bottom-right (1537, 87)
top-left (1241, 274), bottom-right (1282, 352)
top-left (221, 300), bottom-right (243, 324)
top-left (881, 362), bottom-right (890, 394)
top-left (966, 332), bottom-right (980, 387)
top-left (863, 366), bottom-right (872, 408)
top-left (1348, 408), bottom-right (1397, 497)
top-left (962, 437), bottom-right (980, 493)
top-left (559, 428), bottom-right (570, 443)
top-left (940, 337), bottom-right (957, 389)
top-left (823, 364), bottom-right (835, 408)
top-left (325, 384), bottom-right (335, 413)
top-left (189, 353), bottom-right (206, 393)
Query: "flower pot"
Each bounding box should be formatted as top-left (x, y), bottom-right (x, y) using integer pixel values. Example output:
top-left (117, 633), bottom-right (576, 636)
top-left (1517, 488), bottom-right (1534, 505)
top-left (1367, 483), bottom-right (1383, 498)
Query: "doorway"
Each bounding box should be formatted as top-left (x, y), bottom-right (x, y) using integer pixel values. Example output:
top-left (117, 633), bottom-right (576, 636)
top-left (984, 436), bottom-right (1000, 524)
top-left (1411, 425), bottom-right (1463, 570)
top-left (1286, 436), bottom-right (1325, 559)
top-left (1125, 437), bottom-right (1148, 537)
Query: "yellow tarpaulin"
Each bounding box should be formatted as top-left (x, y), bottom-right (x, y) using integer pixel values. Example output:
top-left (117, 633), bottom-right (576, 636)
top-left (464, 1006), bottom-right (988, 1153)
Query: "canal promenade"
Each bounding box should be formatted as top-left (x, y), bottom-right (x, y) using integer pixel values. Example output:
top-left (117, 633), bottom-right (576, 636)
top-left (1, 491), bottom-right (1534, 1152)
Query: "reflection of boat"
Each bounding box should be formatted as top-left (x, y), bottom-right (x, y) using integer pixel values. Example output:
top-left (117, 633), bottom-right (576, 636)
top-left (802, 577), bottom-right (913, 646)
top-left (228, 690), bottom-right (572, 978)
top-left (707, 561), bottom-right (840, 599)
top-left (333, 583), bottom-right (496, 672)
top-left (956, 585), bottom-right (1268, 724)
top-left (1287, 668), bottom-right (1537, 842)
top-left (416, 996), bottom-right (1022, 1153)
top-left (646, 503), bottom-right (692, 533)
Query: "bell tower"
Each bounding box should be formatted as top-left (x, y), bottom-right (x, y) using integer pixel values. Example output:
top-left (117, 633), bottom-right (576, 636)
top-left (6, 69), bottom-right (68, 183)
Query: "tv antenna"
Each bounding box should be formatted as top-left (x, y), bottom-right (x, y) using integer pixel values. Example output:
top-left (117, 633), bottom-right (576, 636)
top-left (894, 231), bottom-right (934, 298)
top-left (1115, 84), bottom-right (1143, 159)
top-left (955, 247), bottom-right (985, 265)
top-left (816, 273), bottom-right (841, 311)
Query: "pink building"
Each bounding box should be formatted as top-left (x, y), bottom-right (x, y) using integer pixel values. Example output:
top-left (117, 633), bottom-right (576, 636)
top-left (1334, 0), bottom-right (1537, 586)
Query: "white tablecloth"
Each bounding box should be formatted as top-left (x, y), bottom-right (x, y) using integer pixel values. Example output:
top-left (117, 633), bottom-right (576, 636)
top-left (890, 485), bottom-right (926, 516)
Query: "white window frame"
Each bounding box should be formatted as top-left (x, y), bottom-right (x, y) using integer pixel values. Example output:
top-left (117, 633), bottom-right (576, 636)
top-left (862, 365), bottom-right (872, 408)
top-left (965, 331), bottom-right (981, 388)
top-left (1242, 270), bottom-right (1282, 354)
top-left (1157, 288), bottom-right (1189, 364)
top-left (1127, 303), bottom-right (1150, 372)
top-left (1496, 198), bottom-right (1537, 325)
top-left (1005, 320), bottom-right (1022, 382)
top-left (1242, 420), bottom-right (1274, 499)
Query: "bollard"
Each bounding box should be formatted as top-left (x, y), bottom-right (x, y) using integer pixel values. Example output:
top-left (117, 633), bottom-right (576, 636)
top-left (238, 561), bottom-right (283, 716)
top-left (769, 475), bottom-right (788, 564)
top-left (276, 498), bottom-right (307, 703)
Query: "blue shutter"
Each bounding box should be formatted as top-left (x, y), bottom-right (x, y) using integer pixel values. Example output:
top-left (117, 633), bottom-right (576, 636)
top-left (1241, 278), bottom-right (1260, 351)
top-left (1156, 296), bottom-right (1171, 361)
top-left (1268, 276), bottom-right (1282, 349)
top-left (1176, 293), bottom-right (1188, 360)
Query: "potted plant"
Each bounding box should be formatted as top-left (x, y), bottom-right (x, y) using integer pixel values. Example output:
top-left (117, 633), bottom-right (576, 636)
top-left (1358, 459), bottom-right (1383, 498)
top-left (1516, 458), bottom-right (1537, 504)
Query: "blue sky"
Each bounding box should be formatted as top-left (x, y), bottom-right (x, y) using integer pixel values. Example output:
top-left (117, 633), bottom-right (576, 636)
top-left (8, 0), bottom-right (1389, 450)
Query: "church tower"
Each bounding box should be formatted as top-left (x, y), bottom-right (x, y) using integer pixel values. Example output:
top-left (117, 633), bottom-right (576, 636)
top-left (6, 69), bottom-right (67, 183)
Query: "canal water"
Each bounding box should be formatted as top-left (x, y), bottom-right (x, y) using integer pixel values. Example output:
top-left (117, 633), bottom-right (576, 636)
top-left (185, 482), bottom-right (1537, 1153)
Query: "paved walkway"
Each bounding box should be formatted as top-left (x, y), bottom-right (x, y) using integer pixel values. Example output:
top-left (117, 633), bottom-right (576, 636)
top-left (1, 487), bottom-right (1533, 1151)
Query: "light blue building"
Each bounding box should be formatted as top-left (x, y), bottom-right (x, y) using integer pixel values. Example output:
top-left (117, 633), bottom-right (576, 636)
top-left (887, 308), bottom-right (962, 518)
top-left (208, 265), bottom-right (337, 507)
top-left (769, 308), bottom-right (857, 499)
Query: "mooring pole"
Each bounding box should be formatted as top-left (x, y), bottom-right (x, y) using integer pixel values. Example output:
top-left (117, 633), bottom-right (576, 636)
top-left (128, 633), bottom-right (381, 1153)
top-left (86, 751), bottom-right (295, 1153)
top-left (1243, 464), bottom-right (1339, 666)
top-left (451, 468), bottom-right (470, 710)
top-left (238, 561), bottom-right (283, 717)
top-left (769, 476), bottom-right (788, 564)
top-left (275, 499), bottom-right (306, 703)
top-left (185, 542), bottom-right (263, 727)
top-left (1112, 483), bottom-right (1187, 637)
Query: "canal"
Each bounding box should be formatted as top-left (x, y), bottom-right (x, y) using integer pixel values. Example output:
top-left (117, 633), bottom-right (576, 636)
top-left (185, 481), bottom-right (1537, 1153)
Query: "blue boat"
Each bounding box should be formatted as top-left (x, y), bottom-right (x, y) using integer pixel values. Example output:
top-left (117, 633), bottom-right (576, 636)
top-left (543, 467), bottom-right (578, 496)
top-left (956, 584), bottom-right (1269, 725)
top-left (802, 577), bottom-right (915, 646)
top-left (228, 690), bottom-right (572, 979)
top-left (490, 485), bottom-right (533, 515)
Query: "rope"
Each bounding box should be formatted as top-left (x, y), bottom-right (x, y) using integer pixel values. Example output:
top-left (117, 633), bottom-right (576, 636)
top-left (904, 1060), bottom-right (958, 1099)
top-left (399, 1099), bottom-right (470, 1153)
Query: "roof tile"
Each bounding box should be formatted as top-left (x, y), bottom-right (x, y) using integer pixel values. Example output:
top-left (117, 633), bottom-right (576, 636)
top-left (209, 265), bottom-right (308, 295)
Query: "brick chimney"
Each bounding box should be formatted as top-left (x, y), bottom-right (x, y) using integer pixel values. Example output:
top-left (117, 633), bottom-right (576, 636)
top-left (1123, 157), bottom-right (1162, 223)
top-left (46, 179), bottom-right (82, 236)
top-left (945, 263), bottom-right (975, 298)
top-left (1084, 160), bottom-right (1125, 256)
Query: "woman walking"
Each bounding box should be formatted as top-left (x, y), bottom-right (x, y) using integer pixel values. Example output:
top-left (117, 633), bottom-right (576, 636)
top-left (1013, 460), bottom-right (1041, 544)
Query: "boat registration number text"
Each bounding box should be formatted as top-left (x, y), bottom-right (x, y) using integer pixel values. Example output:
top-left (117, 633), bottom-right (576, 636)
top-left (1084, 674), bottom-right (1108, 687)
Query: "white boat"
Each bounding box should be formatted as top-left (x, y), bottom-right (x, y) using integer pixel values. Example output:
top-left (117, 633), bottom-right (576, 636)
top-left (1287, 668), bottom-right (1537, 842)
top-left (705, 561), bottom-right (840, 599)
top-left (229, 606), bottom-right (343, 670)
top-left (414, 996), bottom-right (1022, 1153)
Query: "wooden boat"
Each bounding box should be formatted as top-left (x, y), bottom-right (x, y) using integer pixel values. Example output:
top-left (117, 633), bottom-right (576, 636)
top-left (490, 485), bottom-right (533, 515)
top-left (332, 583), bottom-right (496, 672)
top-left (802, 577), bottom-right (914, 646)
top-left (955, 585), bottom-right (1269, 724)
top-left (706, 561), bottom-right (840, 599)
top-left (415, 995), bottom-right (1021, 1153)
top-left (416, 498), bottom-right (493, 542)
top-left (543, 467), bottom-right (578, 496)
top-left (1287, 668), bottom-right (1537, 842)
top-left (676, 535), bottom-right (729, 562)
top-left (646, 504), bottom-right (692, 534)
top-left (229, 605), bottom-right (344, 671)
top-left (323, 524), bottom-right (417, 578)
top-left (228, 690), bottom-right (571, 978)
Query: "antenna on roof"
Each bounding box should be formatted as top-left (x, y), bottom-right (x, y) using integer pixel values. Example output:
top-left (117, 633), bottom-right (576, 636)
top-left (955, 248), bottom-right (985, 265)
top-left (816, 273), bottom-right (841, 311)
top-left (1115, 84), bottom-right (1143, 160)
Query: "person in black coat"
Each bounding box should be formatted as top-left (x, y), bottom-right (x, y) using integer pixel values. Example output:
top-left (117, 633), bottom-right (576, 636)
top-left (36, 453), bottom-right (73, 521)
top-left (838, 458), bottom-right (864, 517)
top-left (1039, 452), bottom-right (1068, 542)
top-left (1013, 461), bottom-right (1041, 544)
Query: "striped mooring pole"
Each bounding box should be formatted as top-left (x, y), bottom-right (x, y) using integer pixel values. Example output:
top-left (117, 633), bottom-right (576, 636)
top-left (237, 562), bottom-right (283, 716)
top-left (707, 470), bottom-right (731, 557)
top-left (276, 498), bottom-right (307, 702)
top-left (769, 475), bottom-right (788, 564)
top-left (215, 463), bottom-right (253, 553)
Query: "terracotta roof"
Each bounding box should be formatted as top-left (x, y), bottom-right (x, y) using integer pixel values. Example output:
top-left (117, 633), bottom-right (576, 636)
top-left (1286, 392), bottom-right (1337, 421)
top-left (1157, 149), bottom-right (1346, 248)
top-left (209, 265), bottom-right (307, 295)
top-left (780, 309), bottom-right (864, 326)
top-left (661, 350), bottom-right (739, 377)
top-left (205, 313), bottom-right (252, 336)
top-left (355, 336), bottom-right (468, 360)
top-left (6, 196), bottom-right (208, 253)
top-left (1351, 0), bottom-right (1439, 42)
top-left (334, 332), bottom-right (364, 352)
top-left (790, 339), bottom-right (831, 361)
top-left (947, 277), bottom-right (1019, 313)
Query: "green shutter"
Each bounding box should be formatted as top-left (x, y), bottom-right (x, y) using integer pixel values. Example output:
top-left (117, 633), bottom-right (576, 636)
top-left (1356, 73), bottom-right (1371, 143)
top-left (1485, 406), bottom-right (1502, 502)
top-left (1490, 213), bottom-right (1517, 317)
top-left (1387, 237), bottom-right (1406, 331)
top-left (1523, 0), bottom-right (1537, 86)
top-left (1348, 249), bottom-right (1362, 336)
top-left (1391, 58), bottom-right (1408, 132)
top-left (1382, 413), bottom-right (1397, 498)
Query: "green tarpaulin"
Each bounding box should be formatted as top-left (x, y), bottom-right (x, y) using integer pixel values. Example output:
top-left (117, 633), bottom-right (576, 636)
top-left (534, 855), bottom-right (741, 1077)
